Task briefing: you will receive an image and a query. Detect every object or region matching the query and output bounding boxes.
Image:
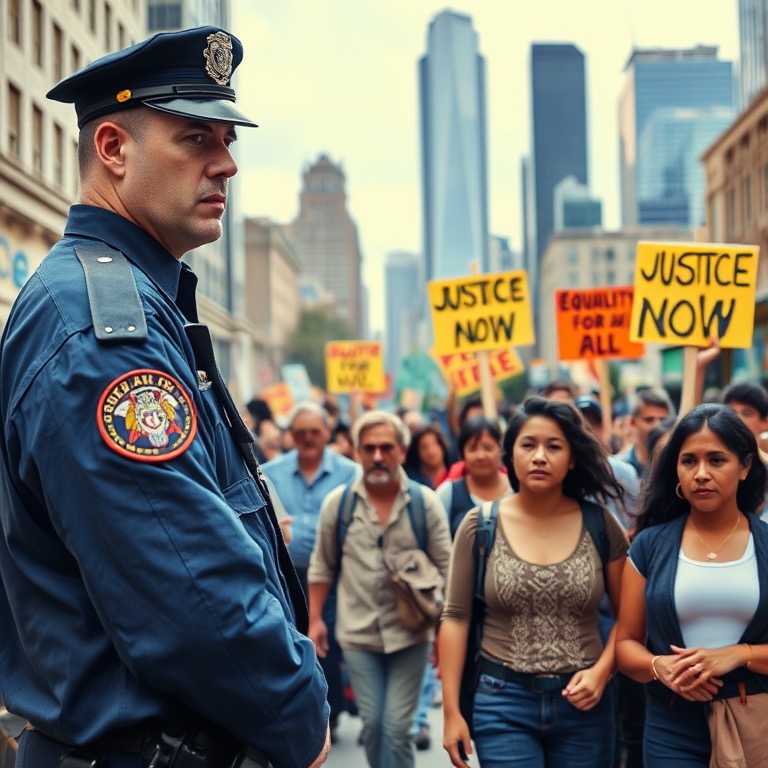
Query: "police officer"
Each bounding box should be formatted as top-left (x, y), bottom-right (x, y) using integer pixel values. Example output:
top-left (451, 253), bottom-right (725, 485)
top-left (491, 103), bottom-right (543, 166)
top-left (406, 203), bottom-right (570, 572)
top-left (0, 27), bottom-right (330, 768)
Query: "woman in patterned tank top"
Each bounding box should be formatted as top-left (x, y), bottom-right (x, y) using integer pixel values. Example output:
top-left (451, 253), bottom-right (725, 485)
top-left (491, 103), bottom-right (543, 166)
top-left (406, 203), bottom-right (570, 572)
top-left (440, 396), bottom-right (628, 768)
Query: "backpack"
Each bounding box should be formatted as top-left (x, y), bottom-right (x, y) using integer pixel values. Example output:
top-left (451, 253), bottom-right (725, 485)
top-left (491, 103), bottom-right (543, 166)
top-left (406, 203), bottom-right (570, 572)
top-left (336, 480), bottom-right (441, 631)
top-left (336, 479), bottom-right (427, 555)
top-left (459, 498), bottom-right (610, 733)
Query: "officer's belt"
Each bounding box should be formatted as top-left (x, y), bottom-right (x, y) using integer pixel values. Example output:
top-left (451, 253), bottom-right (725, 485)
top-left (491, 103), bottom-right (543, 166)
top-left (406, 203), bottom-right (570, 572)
top-left (26, 719), bottom-right (155, 753)
top-left (26, 722), bottom-right (273, 767)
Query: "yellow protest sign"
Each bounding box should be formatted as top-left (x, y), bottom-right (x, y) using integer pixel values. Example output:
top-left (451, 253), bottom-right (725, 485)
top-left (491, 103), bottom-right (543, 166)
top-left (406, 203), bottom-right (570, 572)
top-left (432, 348), bottom-right (525, 397)
top-left (629, 242), bottom-right (759, 348)
top-left (325, 341), bottom-right (386, 393)
top-left (428, 270), bottom-right (535, 354)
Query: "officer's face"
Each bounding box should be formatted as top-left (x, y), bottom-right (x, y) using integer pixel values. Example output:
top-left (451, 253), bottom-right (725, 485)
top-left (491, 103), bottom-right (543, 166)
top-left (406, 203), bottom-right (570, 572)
top-left (120, 109), bottom-right (238, 259)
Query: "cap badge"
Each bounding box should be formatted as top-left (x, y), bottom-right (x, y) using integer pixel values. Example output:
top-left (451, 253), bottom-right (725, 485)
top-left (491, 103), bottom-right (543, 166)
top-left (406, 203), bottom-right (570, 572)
top-left (203, 31), bottom-right (233, 86)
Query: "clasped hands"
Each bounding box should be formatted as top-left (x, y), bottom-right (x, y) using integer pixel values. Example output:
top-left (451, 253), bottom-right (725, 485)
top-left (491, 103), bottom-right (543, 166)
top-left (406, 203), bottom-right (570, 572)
top-left (657, 644), bottom-right (727, 701)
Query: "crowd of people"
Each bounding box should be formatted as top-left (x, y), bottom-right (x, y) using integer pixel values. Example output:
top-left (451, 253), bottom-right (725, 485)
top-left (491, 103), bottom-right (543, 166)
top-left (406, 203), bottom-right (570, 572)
top-left (240, 373), bottom-right (768, 768)
top-left (2, 21), bottom-right (768, 768)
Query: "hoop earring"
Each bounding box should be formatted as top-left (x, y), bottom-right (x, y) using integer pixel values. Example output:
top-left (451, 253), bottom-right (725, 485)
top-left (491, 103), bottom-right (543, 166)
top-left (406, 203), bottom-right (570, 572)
top-left (675, 483), bottom-right (685, 500)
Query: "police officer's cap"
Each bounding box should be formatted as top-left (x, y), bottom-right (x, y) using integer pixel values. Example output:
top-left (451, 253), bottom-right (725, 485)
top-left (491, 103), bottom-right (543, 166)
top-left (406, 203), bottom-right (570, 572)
top-left (47, 26), bottom-right (257, 129)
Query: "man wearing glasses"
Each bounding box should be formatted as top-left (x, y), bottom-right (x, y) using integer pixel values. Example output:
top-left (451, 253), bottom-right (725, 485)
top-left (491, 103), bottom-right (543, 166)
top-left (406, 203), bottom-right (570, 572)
top-left (307, 411), bottom-right (451, 768)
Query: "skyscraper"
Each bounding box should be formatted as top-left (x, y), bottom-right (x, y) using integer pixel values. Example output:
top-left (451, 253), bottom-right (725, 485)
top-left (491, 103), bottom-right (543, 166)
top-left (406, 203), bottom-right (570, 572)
top-left (739, 0), bottom-right (768, 109)
top-left (531, 44), bottom-right (589, 261)
top-left (287, 154), bottom-right (365, 335)
top-left (619, 46), bottom-right (734, 227)
top-left (384, 252), bottom-right (422, 376)
top-left (419, 10), bottom-right (489, 280)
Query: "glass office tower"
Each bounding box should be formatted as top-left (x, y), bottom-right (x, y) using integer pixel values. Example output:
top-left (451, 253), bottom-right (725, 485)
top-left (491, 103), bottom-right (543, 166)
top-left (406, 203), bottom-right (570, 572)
top-left (419, 10), bottom-right (489, 280)
top-left (531, 44), bottom-right (589, 261)
top-left (739, 0), bottom-right (768, 109)
top-left (619, 47), bottom-right (734, 227)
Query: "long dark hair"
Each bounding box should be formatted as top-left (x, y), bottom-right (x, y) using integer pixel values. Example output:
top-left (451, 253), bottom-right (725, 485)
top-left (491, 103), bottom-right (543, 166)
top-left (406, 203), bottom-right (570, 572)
top-left (404, 424), bottom-right (449, 471)
top-left (502, 396), bottom-right (623, 506)
top-left (636, 403), bottom-right (768, 535)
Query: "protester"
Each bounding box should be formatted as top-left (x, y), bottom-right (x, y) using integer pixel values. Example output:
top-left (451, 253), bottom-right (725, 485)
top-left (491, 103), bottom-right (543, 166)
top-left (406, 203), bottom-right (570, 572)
top-left (308, 411), bottom-right (452, 768)
top-left (436, 416), bottom-right (511, 538)
top-left (0, 27), bottom-right (330, 768)
top-left (403, 424), bottom-right (451, 489)
top-left (616, 404), bottom-right (768, 766)
top-left (440, 396), bottom-right (627, 768)
top-left (262, 402), bottom-right (359, 736)
top-left (616, 389), bottom-right (675, 479)
top-left (721, 380), bottom-right (768, 458)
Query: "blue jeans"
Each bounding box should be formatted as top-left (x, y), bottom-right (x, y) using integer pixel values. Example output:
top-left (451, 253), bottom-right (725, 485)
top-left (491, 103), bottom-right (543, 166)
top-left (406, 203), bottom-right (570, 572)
top-left (412, 649), bottom-right (436, 732)
top-left (472, 672), bottom-right (615, 768)
top-left (644, 693), bottom-right (709, 767)
top-left (344, 642), bottom-right (430, 768)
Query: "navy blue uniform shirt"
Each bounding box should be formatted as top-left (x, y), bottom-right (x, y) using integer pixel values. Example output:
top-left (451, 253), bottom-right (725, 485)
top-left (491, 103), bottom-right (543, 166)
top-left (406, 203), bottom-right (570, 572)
top-left (0, 205), bottom-right (329, 768)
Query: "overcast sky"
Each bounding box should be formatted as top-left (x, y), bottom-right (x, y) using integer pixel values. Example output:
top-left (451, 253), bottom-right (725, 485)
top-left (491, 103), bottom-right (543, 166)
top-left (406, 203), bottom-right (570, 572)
top-left (231, 0), bottom-right (740, 334)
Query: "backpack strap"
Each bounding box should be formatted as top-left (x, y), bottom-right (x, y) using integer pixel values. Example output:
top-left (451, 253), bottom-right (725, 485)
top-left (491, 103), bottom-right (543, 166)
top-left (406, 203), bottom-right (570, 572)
top-left (473, 500), bottom-right (499, 601)
top-left (580, 499), bottom-right (610, 582)
top-left (449, 478), bottom-right (474, 538)
top-left (405, 480), bottom-right (427, 551)
top-left (336, 482), bottom-right (358, 559)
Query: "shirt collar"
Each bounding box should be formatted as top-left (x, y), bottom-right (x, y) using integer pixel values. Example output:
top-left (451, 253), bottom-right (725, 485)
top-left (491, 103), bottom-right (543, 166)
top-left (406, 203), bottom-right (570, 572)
top-left (64, 204), bottom-right (184, 302)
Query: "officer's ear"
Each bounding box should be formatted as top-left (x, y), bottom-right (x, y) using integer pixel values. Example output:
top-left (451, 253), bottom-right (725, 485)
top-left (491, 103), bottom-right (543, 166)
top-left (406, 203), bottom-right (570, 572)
top-left (92, 121), bottom-right (131, 179)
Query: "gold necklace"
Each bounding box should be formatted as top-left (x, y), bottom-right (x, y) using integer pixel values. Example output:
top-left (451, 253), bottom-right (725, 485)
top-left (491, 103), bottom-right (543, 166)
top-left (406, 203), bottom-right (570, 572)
top-left (688, 514), bottom-right (742, 560)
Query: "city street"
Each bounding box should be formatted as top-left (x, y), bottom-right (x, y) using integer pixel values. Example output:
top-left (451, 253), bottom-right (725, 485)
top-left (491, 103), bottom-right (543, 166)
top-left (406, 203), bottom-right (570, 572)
top-left (326, 702), bottom-right (453, 768)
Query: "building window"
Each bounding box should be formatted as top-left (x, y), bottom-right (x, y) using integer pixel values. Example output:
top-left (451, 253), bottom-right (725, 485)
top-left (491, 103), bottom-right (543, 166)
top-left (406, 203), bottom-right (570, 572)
top-left (89, 0), bottom-right (96, 32)
top-left (606, 269), bottom-right (615, 285)
top-left (8, 83), bottom-right (21, 159)
top-left (54, 123), bottom-right (64, 186)
top-left (32, 105), bottom-right (43, 175)
top-left (745, 174), bottom-right (753, 225)
top-left (71, 44), bottom-right (81, 75)
top-left (568, 271), bottom-right (578, 287)
top-left (566, 247), bottom-right (578, 264)
top-left (592, 271), bottom-right (600, 285)
top-left (118, 22), bottom-right (125, 49)
top-left (605, 248), bottom-right (615, 262)
top-left (53, 24), bottom-right (64, 81)
top-left (8, 0), bottom-right (21, 45)
top-left (32, 1), bottom-right (43, 67)
top-left (71, 0), bottom-right (80, 11)
top-left (591, 247), bottom-right (601, 263)
top-left (104, 2), bottom-right (111, 49)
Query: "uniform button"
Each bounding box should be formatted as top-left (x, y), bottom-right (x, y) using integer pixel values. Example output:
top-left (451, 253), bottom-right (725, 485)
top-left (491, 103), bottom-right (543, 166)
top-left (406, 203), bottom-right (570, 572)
top-left (97, 256), bottom-right (113, 263)
top-left (104, 326), bottom-right (113, 333)
top-left (128, 325), bottom-right (136, 332)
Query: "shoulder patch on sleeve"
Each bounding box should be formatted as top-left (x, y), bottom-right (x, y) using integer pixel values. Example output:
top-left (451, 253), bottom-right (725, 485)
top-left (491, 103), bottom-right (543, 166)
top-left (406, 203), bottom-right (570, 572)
top-left (97, 369), bottom-right (197, 462)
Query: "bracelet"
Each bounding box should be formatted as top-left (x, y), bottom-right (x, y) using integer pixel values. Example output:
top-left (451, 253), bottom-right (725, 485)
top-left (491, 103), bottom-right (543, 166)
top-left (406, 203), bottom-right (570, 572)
top-left (650, 655), bottom-right (661, 681)
top-left (743, 642), bottom-right (753, 670)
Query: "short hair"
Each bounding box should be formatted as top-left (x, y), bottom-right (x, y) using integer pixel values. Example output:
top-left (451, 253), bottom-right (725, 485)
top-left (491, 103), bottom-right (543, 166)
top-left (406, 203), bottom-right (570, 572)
top-left (287, 402), bottom-right (329, 429)
top-left (77, 108), bottom-right (150, 177)
top-left (502, 396), bottom-right (623, 505)
top-left (636, 404), bottom-right (767, 534)
top-left (540, 379), bottom-right (577, 400)
top-left (458, 397), bottom-right (483, 427)
top-left (632, 388), bottom-right (674, 418)
top-left (352, 410), bottom-right (410, 449)
top-left (457, 417), bottom-right (502, 459)
top-left (722, 381), bottom-right (768, 419)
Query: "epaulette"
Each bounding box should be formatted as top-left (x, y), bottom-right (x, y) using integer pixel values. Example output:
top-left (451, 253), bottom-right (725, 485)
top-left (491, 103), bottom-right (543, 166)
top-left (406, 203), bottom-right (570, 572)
top-left (74, 242), bottom-right (148, 343)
